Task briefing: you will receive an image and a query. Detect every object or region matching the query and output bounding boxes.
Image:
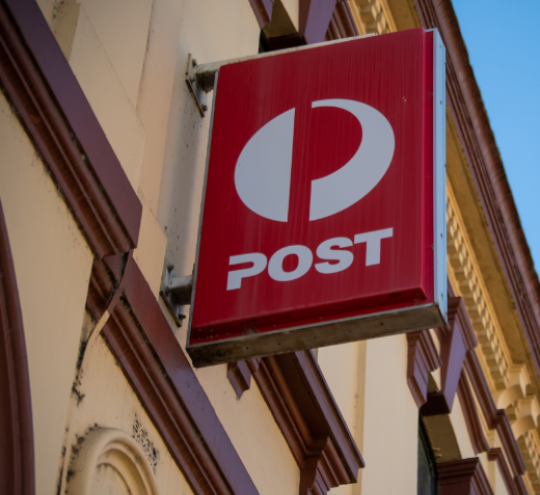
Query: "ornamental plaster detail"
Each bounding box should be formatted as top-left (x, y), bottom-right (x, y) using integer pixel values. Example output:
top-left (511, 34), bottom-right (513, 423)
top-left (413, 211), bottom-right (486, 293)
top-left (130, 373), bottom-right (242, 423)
top-left (447, 187), bottom-right (540, 493)
top-left (65, 428), bottom-right (160, 495)
top-left (348, 0), bottom-right (396, 35)
top-left (519, 430), bottom-right (540, 492)
top-left (446, 190), bottom-right (510, 391)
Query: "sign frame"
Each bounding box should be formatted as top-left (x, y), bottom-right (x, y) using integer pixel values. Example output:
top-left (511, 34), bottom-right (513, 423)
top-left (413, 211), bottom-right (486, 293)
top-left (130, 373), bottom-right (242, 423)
top-left (186, 29), bottom-right (447, 367)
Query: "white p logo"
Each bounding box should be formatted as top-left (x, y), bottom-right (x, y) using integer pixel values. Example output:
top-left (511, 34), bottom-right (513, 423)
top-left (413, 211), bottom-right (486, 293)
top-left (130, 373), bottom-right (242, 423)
top-left (234, 99), bottom-right (395, 222)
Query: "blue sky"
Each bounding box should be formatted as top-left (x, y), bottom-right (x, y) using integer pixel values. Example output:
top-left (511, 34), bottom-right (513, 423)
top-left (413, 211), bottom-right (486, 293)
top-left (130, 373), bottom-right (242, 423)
top-left (452, 0), bottom-right (540, 271)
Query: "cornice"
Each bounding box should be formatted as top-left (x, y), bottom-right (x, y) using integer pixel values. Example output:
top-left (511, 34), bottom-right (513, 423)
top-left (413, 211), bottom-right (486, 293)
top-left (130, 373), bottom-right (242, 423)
top-left (463, 351), bottom-right (526, 479)
top-left (87, 257), bottom-right (259, 495)
top-left (247, 0), bottom-right (359, 44)
top-left (421, 296), bottom-right (477, 416)
top-left (447, 152), bottom-right (540, 492)
top-left (255, 352), bottom-right (364, 495)
top-left (326, 1), bottom-right (359, 40)
top-left (227, 351), bottom-right (364, 495)
top-left (349, 0), bottom-right (394, 34)
top-left (438, 457), bottom-right (493, 495)
top-left (0, 0), bottom-right (141, 258)
top-left (0, 200), bottom-right (35, 495)
top-left (446, 189), bottom-right (512, 392)
top-left (406, 329), bottom-right (441, 408)
top-left (517, 431), bottom-right (540, 492)
top-left (488, 448), bottom-right (530, 495)
top-left (414, 0), bottom-right (540, 391)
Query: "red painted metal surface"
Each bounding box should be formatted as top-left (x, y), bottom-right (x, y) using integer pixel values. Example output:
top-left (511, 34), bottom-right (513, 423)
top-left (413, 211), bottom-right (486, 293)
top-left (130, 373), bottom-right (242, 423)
top-left (190, 29), bottom-right (436, 349)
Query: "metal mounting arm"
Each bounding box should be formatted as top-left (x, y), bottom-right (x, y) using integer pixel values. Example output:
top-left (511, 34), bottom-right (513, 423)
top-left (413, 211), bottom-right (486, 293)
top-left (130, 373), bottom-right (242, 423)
top-left (161, 265), bottom-right (193, 326)
top-left (185, 33), bottom-right (376, 115)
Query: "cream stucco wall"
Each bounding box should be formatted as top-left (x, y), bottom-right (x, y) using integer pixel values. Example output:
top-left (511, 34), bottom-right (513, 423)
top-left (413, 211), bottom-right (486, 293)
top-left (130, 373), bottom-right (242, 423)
top-left (317, 334), bottom-right (420, 495)
top-left (169, 307), bottom-right (300, 495)
top-left (319, 341), bottom-right (365, 495)
top-left (156, 0), bottom-right (260, 279)
top-left (361, 334), bottom-right (419, 494)
top-left (0, 93), bottom-right (94, 495)
top-left (57, 2), bottom-right (147, 191)
top-left (450, 394), bottom-right (476, 460)
top-left (60, 331), bottom-right (194, 495)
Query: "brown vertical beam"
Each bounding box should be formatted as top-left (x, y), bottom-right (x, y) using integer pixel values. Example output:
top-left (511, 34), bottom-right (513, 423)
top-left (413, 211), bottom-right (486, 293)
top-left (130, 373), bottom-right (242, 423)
top-left (421, 297), bottom-right (477, 415)
top-left (299, 0), bottom-right (338, 44)
top-left (407, 330), bottom-right (442, 408)
top-left (438, 458), bottom-right (493, 495)
top-left (414, 0), bottom-right (540, 388)
top-left (0, 200), bottom-right (35, 495)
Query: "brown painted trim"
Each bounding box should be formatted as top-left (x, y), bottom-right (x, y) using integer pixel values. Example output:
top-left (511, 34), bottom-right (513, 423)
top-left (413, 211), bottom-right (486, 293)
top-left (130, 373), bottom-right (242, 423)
top-left (422, 289), bottom-right (526, 485)
top-left (299, 0), bottom-right (339, 45)
top-left (438, 457), bottom-right (493, 495)
top-left (488, 448), bottom-right (528, 495)
top-left (87, 257), bottom-right (259, 495)
top-left (406, 330), bottom-right (441, 408)
top-left (457, 375), bottom-right (526, 494)
top-left (456, 374), bottom-right (490, 455)
top-left (0, 200), bottom-right (35, 495)
top-left (415, 0), bottom-right (540, 385)
top-left (326, 1), bottom-right (359, 41)
top-left (422, 297), bottom-right (477, 416)
top-left (463, 351), bottom-right (526, 478)
top-left (0, 0), bottom-right (141, 258)
top-left (248, 0), bottom-right (272, 27)
top-left (250, 0), bottom-right (357, 48)
top-left (253, 351), bottom-right (364, 495)
top-left (227, 360), bottom-right (260, 399)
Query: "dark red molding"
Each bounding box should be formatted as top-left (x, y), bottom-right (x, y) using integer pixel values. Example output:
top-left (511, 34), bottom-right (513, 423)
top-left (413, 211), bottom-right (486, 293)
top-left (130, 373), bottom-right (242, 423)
top-left (299, 0), bottom-right (339, 44)
top-left (406, 330), bottom-right (441, 408)
top-left (457, 374), bottom-right (526, 494)
top-left (248, 0), bottom-right (357, 46)
top-left (488, 448), bottom-right (529, 495)
top-left (456, 374), bottom-right (490, 455)
top-left (248, 0), bottom-right (272, 27)
top-left (411, 290), bottom-right (526, 486)
top-left (0, 200), bottom-right (35, 495)
top-left (414, 0), bottom-right (540, 387)
top-left (438, 458), bottom-right (493, 495)
top-left (254, 352), bottom-right (364, 495)
top-left (422, 297), bottom-right (477, 416)
top-left (0, 0), bottom-right (142, 258)
top-left (227, 360), bottom-right (260, 399)
top-left (226, 352), bottom-right (364, 494)
top-left (87, 257), bottom-right (259, 495)
top-left (326, 1), bottom-right (358, 40)
top-left (463, 351), bottom-right (526, 478)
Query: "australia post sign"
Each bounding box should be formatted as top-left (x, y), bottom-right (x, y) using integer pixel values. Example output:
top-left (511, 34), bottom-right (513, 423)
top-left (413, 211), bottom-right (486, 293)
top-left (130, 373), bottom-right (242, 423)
top-left (187, 28), bottom-right (447, 367)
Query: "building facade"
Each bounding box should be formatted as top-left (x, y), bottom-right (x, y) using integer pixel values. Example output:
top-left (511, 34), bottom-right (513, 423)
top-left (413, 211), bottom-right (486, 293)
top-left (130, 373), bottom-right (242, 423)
top-left (2, 0), bottom-right (540, 494)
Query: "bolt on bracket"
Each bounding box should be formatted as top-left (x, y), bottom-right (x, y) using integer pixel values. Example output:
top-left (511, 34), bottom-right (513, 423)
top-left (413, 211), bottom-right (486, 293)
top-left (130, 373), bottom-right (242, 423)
top-left (160, 265), bottom-right (193, 327)
top-left (185, 53), bottom-right (208, 117)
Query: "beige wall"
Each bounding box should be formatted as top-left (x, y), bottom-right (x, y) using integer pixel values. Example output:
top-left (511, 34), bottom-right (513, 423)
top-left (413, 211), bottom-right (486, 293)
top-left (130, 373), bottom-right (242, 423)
top-left (316, 334), bottom-right (419, 495)
top-left (319, 342), bottom-right (365, 495)
top-left (155, 0), bottom-right (260, 279)
top-left (61, 332), bottom-right (194, 495)
top-left (169, 305), bottom-right (300, 495)
top-left (361, 334), bottom-right (419, 494)
top-left (0, 92), bottom-right (94, 495)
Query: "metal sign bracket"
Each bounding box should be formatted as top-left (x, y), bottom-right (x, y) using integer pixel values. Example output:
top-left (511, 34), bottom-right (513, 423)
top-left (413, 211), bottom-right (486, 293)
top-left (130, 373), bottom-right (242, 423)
top-left (185, 54), bottom-right (208, 117)
top-left (185, 34), bottom-right (377, 116)
top-left (160, 264), bottom-right (193, 326)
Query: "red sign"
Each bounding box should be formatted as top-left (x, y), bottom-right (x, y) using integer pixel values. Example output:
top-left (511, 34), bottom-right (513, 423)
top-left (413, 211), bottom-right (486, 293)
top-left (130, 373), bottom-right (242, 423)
top-left (188, 28), bottom-right (446, 366)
